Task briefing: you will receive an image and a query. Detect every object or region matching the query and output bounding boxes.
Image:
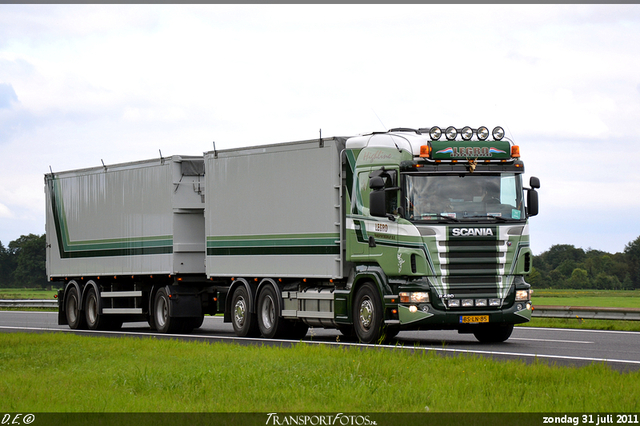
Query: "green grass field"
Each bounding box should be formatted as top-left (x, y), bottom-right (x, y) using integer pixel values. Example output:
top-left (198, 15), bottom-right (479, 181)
top-left (0, 288), bottom-right (59, 299)
top-left (532, 289), bottom-right (640, 308)
top-left (1, 332), bottom-right (638, 413)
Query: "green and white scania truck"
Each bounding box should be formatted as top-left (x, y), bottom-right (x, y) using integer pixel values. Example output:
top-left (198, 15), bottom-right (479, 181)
top-left (48, 126), bottom-right (539, 343)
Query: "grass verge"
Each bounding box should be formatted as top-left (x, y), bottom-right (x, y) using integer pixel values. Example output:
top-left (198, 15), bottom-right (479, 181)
top-left (0, 332), bottom-right (638, 413)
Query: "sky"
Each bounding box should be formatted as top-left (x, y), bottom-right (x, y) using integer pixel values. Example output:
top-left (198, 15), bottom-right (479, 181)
top-left (1, 4), bottom-right (640, 256)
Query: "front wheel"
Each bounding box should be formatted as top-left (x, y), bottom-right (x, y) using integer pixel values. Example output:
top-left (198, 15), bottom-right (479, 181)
top-left (473, 324), bottom-right (514, 343)
top-left (353, 282), bottom-right (386, 344)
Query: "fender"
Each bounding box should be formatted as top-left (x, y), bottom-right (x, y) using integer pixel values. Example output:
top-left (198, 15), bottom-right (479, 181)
top-left (257, 278), bottom-right (283, 316)
top-left (224, 278), bottom-right (257, 322)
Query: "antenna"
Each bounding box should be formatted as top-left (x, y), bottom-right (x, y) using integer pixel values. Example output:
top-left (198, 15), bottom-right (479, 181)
top-left (371, 109), bottom-right (387, 131)
top-left (213, 141), bottom-right (218, 159)
top-left (319, 129), bottom-right (324, 148)
top-left (159, 149), bottom-right (164, 164)
top-left (101, 159), bottom-right (107, 171)
top-left (49, 165), bottom-right (53, 174)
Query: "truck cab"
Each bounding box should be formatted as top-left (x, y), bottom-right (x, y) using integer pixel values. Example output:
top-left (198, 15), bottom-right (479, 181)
top-left (344, 126), bottom-right (540, 343)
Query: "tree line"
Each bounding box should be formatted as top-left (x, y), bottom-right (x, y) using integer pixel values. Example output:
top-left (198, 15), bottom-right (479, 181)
top-left (1, 233), bottom-right (640, 290)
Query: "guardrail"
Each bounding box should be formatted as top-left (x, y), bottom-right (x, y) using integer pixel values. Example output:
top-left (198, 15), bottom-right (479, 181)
top-left (533, 305), bottom-right (640, 321)
top-left (1, 300), bottom-right (639, 321)
top-left (0, 299), bottom-right (59, 308)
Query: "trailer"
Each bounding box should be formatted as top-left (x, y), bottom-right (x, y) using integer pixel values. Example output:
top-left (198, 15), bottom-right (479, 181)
top-left (49, 126), bottom-right (539, 343)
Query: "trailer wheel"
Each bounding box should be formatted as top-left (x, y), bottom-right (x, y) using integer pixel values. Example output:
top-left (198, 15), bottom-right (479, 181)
top-left (257, 285), bottom-right (287, 339)
top-left (472, 324), bottom-right (514, 343)
top-left (65, 285), bottom-right (86, 330)
top-left (153, 287), bottom-right (182, 334)
top-left (353, 282), bottom-right (385, 344)
top-left (230, 286), bottom-right (259, 337)
top-left (85, 286), bottom-right (105, 330)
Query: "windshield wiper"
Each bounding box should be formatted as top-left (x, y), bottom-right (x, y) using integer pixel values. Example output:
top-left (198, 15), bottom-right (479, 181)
top-left (416, 214), bottom-right (460, 222)
top-left (462, 215), bottom-right (511, 222)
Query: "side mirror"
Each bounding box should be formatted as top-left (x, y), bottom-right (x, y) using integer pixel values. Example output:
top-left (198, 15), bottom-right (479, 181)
top-left (370, 189), bottom-right (387, 218)
top-left (369, 176), bottom-right (385, 191)
top-left (529, 176), bottom-right (540, 189)
top-left (527, 188), bottom-right (539, 217)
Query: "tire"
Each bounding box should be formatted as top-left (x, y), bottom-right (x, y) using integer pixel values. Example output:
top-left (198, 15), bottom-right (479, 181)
top-left (257, 285), bottom-right (287, 339)
top-left (230, 286), bottom-right (259, 337)
top-left (353, 282), bottom-right (386, 344)
top-left (153, 287), bottom-right (182, 334)
top-left (85, 286), bottom-right (105, 330)
top-left (473, 324), bottom-right (514, 343)
top-left (65, 285), bottom-right (86, 330)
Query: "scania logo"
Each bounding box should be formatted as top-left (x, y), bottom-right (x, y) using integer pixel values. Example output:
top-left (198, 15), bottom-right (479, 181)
top-left (451, 228), bottom-right (494, 237)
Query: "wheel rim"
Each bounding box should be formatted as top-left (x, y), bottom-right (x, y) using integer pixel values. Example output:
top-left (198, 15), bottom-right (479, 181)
top-left (156, 295), bottom-right (168, 328)
top-left (234, 297), bottom-right (246, 327)
top-left (260, 295), bottom-right (275, 331)
top-left (359, 297), bottom-right (374, 330)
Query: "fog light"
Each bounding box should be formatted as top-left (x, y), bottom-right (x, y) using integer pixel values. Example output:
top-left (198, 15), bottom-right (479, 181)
top-left (409, 305), bottom-right (418, 313)
top-left (489, 299), bottom-right (501, 307)
top-left (462, 299), bottom-right (473, 307)
top-left (421, 305), bottom-right (429, 313)
top-left (448, 299), bottom-right (460, 307)
top-left (475, 299), bottom-right (487, 307)
top-left (461, 126), bottom-right (473, 140)
top-left (477, 126), bottom-right (489, 140)
top-left (517, 304), bottom-right (523, 311)
top-left (445, 126), bottom-right (457, 141)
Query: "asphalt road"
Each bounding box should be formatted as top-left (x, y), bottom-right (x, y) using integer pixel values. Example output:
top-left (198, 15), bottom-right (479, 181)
top-left (1, 311), bottom-right (639, 372)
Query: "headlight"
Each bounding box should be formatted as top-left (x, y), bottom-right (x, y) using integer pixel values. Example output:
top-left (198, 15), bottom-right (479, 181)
top-left (429, 126), bottom-right (442, 140)
top-left (492, 126), bottom-right (505, 141)
top-left (489, 298), bottom-right (501, 306)
top-left (515, 290), bottom-right (530, 301)
top-left (462, 299), bottom-right (473, 307)
top-left (399, 292), bottom-right (430, 303)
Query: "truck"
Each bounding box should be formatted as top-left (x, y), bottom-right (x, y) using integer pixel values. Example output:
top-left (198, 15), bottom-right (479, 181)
top-left (47, 125), bottom-right (540, 343)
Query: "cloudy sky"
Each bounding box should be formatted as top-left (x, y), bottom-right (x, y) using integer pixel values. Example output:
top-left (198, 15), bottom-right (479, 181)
top-left (1, 4), bottom-right (640, 256)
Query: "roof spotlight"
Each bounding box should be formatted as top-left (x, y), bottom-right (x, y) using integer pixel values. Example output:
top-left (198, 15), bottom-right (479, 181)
top-left (445, 126), bottom-right (457, 141)
top-left (429, 126), bottom-right (442, 140)
top-left (492, 126), bottom-right (505, 141)
top-left (461, 126), bottom-right (473, 141)
top-left (477, 126), bottom-right (489, 141)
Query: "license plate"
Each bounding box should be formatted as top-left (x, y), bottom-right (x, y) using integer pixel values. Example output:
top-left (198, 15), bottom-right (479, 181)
top-left (460, 315), bottom-right (489, 324)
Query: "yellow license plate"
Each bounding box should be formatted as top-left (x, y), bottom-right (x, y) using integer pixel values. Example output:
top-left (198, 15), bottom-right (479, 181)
top-left (460, 315), bottom-right (489, 324)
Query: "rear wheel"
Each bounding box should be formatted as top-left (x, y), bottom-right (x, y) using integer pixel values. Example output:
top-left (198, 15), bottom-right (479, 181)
top-left (153, 287), bottom-right (183, 333)
top-left (257, 285), bottom-right (287, 339)
top-left (65, 285), bottom-right (86, 330)
top-left (473, 324), bottom-right (514, 343)
top-left (230, 286), bottom-right (259, 337)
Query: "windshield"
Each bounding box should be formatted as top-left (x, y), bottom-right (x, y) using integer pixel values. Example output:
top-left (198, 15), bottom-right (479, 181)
top-left (404, 173), bottom-right (525, 222)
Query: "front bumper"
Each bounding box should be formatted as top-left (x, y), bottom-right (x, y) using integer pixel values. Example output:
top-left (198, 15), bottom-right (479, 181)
top-left (391, 300), bottom-right (532, 330)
